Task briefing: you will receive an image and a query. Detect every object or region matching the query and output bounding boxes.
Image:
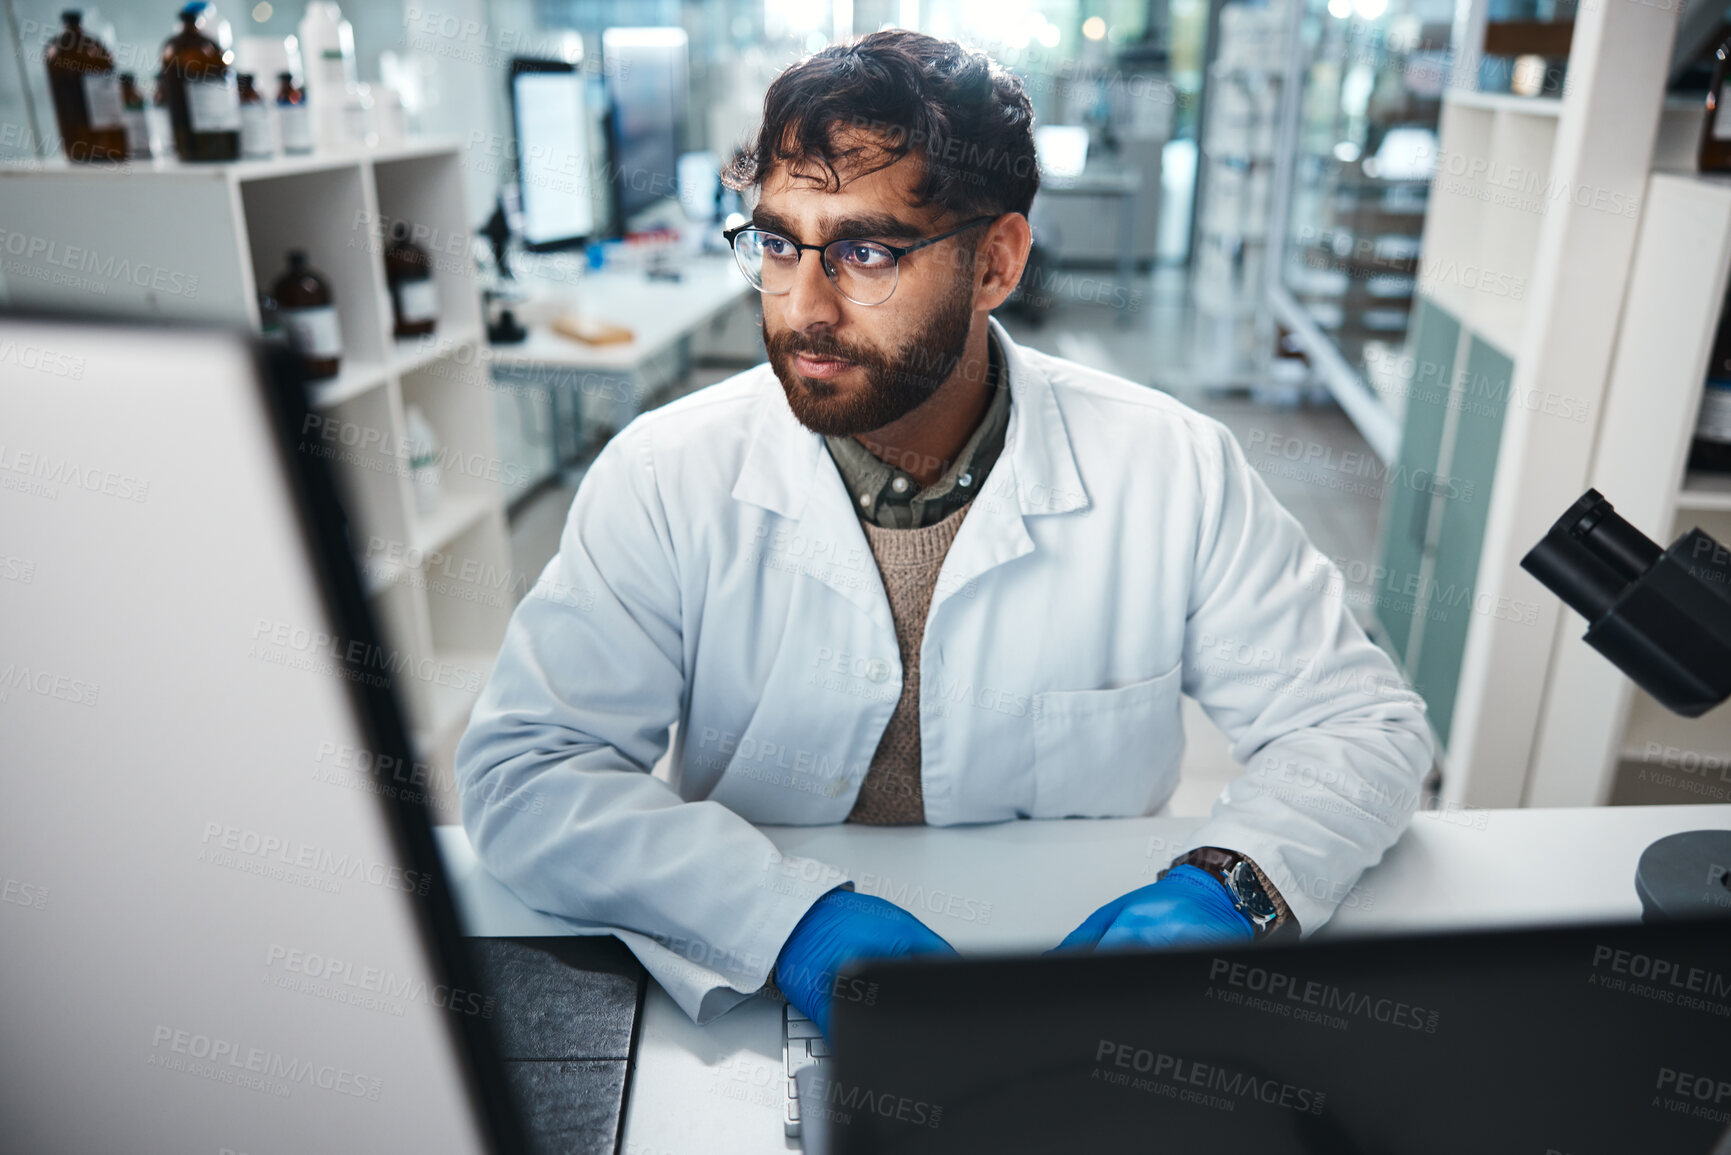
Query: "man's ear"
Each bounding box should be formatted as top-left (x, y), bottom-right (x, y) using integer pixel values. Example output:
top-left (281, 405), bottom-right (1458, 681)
top-left (973, 213), bottom-right (1034, 312)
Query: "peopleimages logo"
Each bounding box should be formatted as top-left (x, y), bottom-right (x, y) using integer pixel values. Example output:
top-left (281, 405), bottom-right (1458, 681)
top-left (1655, 1065), bottom-right (1731, 1127)
top-left (264, 944), bottom-right (496, 1018)
top-left (1656, 1066), bottom-right (1731, 1107)
top-left (854, 870), bottom-right (994, 925)
top-left (1094, 1039), bottom-right (1326, 1115)
top-left (0, 661), bottom-right (101, 708)
top-left (804, 1072), bottom-right (943, 1129)
top-left (0, 442), bottom-right (149, 502)
top-left (1207, 958), bottom-right (1439, 1033)
top-left (199, 820), bottom-right (433, 896)
top-left (149, 1025), bottom-right (383, 1100)
top-left (0, 228), bottom-right (201, 297)
top-left (0, 339), bottom-right (84, 378)
top-left (1592, 946), bottom-right (1731, 994)
top-left (248, 618), bottom-right (485, 694)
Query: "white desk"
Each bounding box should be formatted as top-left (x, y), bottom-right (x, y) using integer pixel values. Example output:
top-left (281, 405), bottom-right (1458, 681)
top-left (1032, 167), bottom-right (1142, 324)
top-left (489, 253), bottom-right (753, 377)
top-left (485, 253), bottom-right (755, 498)
top-left (434, 803), bottom-right (1731, 1155)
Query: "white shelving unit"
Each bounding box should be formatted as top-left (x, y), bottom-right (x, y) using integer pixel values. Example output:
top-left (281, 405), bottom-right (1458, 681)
top-left (1189, 1), bottom-right (1289, 390)
top-left (1193, 62), bottom-right (1280, 316)
top-left (1377, 0), bottom-right (1684, 809)
top-left (0, 141), bottom-right (508, 817)
top-left (1415, 92), bottom-right (1565, 361)
top-left (1525, 172), bottom-right (1731, 805)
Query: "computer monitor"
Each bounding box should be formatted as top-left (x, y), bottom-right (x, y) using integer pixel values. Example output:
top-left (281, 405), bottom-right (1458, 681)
top-left (824, 917), bottom-right (1731, 1153)
top-left (0, 313), bottom-right (522, 1152)
top-left (511, 56), bottom-right (602, 251)
top-left (602, 27), bottom-right (689, 231)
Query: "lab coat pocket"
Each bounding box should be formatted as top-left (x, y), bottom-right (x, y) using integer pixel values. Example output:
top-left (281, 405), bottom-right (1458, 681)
top-left (1031, 662), bottom-right (1185, 818)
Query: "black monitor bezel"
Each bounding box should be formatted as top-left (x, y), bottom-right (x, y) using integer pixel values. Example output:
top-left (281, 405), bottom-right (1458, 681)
top-left (599, 27), bottom-right (689, 235)
top-left (509, 55), bottom-right (602, 254)
top-left (255, 328), bottom-right (531, 1154)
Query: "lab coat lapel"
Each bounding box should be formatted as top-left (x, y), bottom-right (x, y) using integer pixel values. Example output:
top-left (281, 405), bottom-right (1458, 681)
top-left (730, 378), bottom-right (893, 628)
top-left (928, 319), bottom-right (1090, 613)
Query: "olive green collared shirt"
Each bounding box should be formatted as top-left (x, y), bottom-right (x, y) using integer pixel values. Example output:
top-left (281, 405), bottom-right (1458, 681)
top-left (824, 335), bottom-right (1011, 530)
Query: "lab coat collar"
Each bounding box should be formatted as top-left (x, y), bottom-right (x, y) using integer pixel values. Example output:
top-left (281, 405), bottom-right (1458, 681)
top-left (730, 316), bottom-right (1090, 521)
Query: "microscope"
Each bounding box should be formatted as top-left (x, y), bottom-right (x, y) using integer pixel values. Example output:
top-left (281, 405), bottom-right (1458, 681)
top-left (1522, 490), bottom-right (1731, 922)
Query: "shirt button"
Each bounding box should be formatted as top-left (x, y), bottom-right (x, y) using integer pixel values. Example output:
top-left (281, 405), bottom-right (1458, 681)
top-left (891, 476), bottom-right (910, 493)
top-left (958, 472), bottom-right (972, 487)
top-left (859, 493), bottom-right (871, 507)
top-left (865, 658), bottom-right (891, 683)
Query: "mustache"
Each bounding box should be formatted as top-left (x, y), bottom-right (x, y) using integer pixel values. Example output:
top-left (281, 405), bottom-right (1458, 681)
top-left (766, 329), bottom-right (881, 367)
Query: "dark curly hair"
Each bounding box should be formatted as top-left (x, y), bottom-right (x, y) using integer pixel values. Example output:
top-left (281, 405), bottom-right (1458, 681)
top-left (721, 29), bottom-right (1040, 220)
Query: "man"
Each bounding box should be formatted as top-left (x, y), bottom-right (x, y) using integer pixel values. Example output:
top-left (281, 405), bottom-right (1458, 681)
top-left (456, 30), bottom-right (1434, 1036)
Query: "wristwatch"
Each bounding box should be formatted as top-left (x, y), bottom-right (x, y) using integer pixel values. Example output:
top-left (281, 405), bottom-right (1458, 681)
top-left (1163, 847), bottom-right (1296, 940)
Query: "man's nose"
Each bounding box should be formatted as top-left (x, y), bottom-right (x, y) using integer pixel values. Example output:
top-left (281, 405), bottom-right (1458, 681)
top-left (781, 249), bottom-right (843, 332)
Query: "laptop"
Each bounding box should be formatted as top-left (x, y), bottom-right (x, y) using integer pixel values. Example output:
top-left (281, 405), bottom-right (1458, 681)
top-left (793, 914), bottom-right (1731, 1154)
top-left (0, 312), bottom-right (533, 1151)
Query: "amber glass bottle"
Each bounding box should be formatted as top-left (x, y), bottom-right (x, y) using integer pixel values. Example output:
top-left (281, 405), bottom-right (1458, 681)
top-left (275, 71), bottom-right (313, 154)
top-left (237, 72), bottom-right (273, 158)
top-left (385, 222), bottom-right (439, 339)
top-left (118, 72), bottom-right (151, 157)
top-left (1703, 34), bottom-right (1731, 173)
top-left (159, 3), bottom-right (240, 162)
top-left (44, 11), bottom-right (127, 163)
top-left (273, 251), bottom-right (344, 379)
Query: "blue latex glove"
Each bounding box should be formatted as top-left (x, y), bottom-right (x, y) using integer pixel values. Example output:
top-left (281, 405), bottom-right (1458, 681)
top-left (775, 887), bottom-right (959, 1036)
top-left (1049, 865), bottom-right (1255, 953)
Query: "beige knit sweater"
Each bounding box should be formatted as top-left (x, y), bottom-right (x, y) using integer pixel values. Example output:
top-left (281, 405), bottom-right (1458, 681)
top-left (844, 504), bottom-right (970, 825)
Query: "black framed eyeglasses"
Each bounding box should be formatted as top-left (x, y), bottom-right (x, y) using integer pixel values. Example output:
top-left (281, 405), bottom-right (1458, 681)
top-left (722, 215), bottom-right (995, 306)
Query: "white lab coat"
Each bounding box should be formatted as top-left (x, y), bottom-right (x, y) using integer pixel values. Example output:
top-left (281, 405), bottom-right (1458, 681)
top-left (455, 317), bottom-right (1435, 1024)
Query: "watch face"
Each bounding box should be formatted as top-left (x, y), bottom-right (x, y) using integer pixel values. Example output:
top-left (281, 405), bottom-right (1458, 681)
top-left (1229, 861), bottom-right (1278, 922)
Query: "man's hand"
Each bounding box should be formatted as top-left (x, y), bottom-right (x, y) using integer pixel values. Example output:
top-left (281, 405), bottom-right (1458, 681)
top-left (775, 888), bottom-right (958, 1036)
top-left (1050, 865), bottom-right (1254, 953)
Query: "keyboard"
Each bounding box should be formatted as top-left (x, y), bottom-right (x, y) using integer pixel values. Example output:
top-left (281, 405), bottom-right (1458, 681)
top-left (783, 1001), bottom-right (831, 1138)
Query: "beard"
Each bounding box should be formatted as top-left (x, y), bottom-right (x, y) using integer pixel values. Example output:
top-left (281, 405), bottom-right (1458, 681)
top-left (763, 278), bottom-right (975, 437)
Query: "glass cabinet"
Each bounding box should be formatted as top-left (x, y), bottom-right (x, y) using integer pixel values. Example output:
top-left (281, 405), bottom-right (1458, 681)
top-left (1277, 0), bottom-right (1455, 425)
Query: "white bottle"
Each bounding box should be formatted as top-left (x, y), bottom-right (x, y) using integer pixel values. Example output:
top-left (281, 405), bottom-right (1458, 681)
top-left (342, 81), bottom-right (375, 150)
top-left (405, 405), bottom-right (442, 517)
top-left (297, 1), bottom-right (355, 152)
top-left (372, 83), bottom-right (406, 148)
top-left (144, 80), bottom-right (174, 159)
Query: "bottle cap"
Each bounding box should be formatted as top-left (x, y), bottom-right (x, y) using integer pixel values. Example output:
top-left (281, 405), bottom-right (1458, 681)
top-left (120, 71), bottom-right (135, 82)
top-left (287, 249), bottom-right (308, 266)
top-left (61, 10), bottom-right (81, 23)
top-left (392, 221), bottom-right (408, 240)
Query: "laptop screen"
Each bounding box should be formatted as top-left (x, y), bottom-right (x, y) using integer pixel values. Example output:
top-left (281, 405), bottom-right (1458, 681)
top-left (831, 916), bottom-right (1731, 1153)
